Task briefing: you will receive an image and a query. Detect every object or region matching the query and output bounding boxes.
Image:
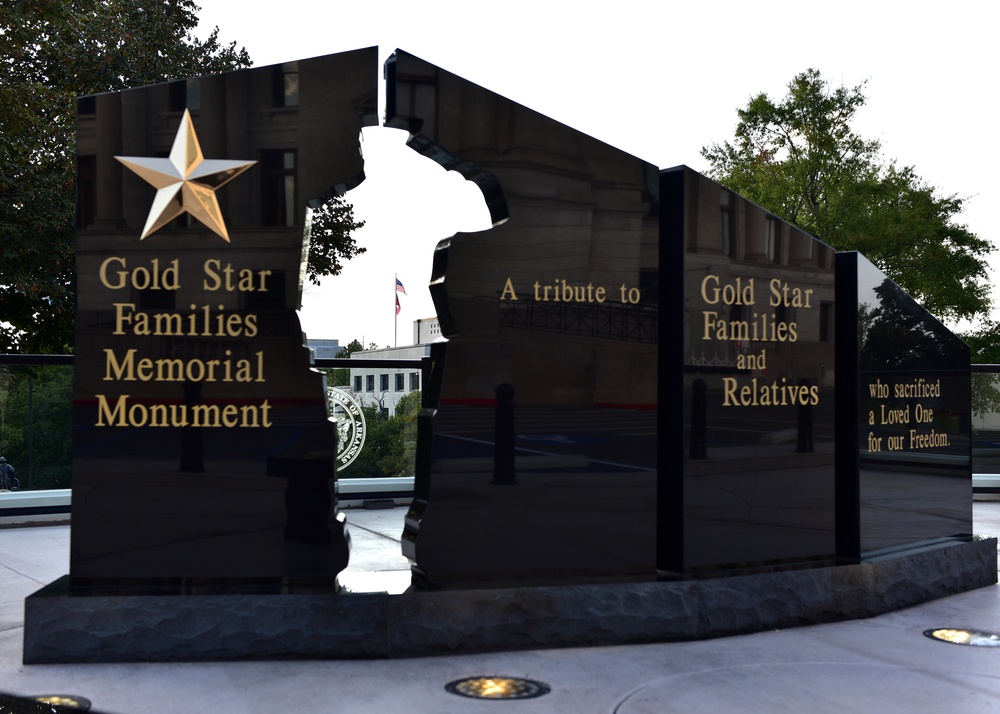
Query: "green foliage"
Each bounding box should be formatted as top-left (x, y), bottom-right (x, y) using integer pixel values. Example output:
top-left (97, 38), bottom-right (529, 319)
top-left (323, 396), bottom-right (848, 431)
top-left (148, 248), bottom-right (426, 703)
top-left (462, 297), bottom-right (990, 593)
top-left (380, 390), bottom-right (421, 477)
top-left (0, 0), bottom-right (250, 353)
top-left (702, 68), bottom-right (992, 324)
top-left (341, 391), bottom-right (421, 478)
top-left (305, 197), bottom-right (366, 283)
top-left (971, 373), bottom-right (1000, 420)
top-left (961, 321), bottom-right (1000, 418)
top-left (0, 366), bottom-right (73, 489)
top-left (336, 340), bottom-right (364, 358)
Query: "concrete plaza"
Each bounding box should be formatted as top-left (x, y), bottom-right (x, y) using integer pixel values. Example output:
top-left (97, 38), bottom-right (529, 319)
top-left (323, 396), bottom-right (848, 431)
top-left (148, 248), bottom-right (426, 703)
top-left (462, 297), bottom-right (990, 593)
top-left (2, 502), bottom-right (999, 713)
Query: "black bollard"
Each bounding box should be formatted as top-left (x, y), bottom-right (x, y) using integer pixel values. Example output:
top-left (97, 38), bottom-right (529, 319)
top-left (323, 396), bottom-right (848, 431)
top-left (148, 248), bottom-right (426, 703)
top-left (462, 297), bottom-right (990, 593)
top-left (492, 382), bottom-right (517, 484)
top-left (690, 378), bottom-right (708, 459)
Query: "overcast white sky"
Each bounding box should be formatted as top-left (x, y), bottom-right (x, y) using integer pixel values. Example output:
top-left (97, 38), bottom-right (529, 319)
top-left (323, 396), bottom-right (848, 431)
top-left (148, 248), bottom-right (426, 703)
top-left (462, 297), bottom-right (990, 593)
top-left (194, 0), bottom-right (998, 347)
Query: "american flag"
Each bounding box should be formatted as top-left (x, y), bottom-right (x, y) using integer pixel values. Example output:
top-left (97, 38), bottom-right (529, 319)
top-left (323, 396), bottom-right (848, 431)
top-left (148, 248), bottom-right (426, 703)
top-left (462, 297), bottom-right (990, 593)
top-left (395, 277), bottom-right (407, 295)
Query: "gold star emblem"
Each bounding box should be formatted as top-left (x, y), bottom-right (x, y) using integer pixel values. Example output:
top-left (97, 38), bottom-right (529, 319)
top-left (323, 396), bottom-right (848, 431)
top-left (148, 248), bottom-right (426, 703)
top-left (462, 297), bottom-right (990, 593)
top-left (116, 109), bottom-right (256, 242)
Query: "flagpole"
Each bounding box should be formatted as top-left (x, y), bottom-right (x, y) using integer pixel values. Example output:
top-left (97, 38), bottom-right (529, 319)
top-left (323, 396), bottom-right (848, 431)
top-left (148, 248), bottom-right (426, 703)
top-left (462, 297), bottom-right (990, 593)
top-left (394, 273), bottom-right (398, 348)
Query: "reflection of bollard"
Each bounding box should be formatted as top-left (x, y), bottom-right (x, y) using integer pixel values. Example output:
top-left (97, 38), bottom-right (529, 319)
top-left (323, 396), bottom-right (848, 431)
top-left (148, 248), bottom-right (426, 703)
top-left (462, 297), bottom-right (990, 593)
top-left (690, 379), bottom-right (708, 459)
top-left (796, 378), bottom-right (814, 453)
top-left (179, 380), bottom-right (205, 472)
top-left (493, 383), bottom-right (517, 485)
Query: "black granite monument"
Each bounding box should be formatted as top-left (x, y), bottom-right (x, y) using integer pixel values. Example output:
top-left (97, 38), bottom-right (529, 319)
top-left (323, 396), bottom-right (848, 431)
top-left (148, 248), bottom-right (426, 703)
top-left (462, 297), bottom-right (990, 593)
top-left (836, 252), bottom-right (972, 558)
top-left (20, 48), bottom-right (989, 664)
top-left (69, 48), bottom-right (377, 586)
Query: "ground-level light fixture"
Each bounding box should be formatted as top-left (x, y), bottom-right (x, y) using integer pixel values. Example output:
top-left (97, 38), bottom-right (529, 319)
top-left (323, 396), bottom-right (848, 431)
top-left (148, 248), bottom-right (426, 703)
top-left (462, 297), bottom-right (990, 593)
top-left (32, 694), bottom-right (92, 710)
top-left (445, 676), bottom-right (550, 700)
top-left (924, 628), bottom-right (1000, 647)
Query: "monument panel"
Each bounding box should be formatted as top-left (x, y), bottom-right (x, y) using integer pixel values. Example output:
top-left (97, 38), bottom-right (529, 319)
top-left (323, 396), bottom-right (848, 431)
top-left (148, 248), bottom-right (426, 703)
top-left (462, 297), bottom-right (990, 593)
top-left (663, 167), bottom-right (838, 572)
top-left (70, 48), bottom-right (378, 585)
top-left (388, 51), bottom-right (660, 587)
top-left (836, 252), bottom-right (971, 557)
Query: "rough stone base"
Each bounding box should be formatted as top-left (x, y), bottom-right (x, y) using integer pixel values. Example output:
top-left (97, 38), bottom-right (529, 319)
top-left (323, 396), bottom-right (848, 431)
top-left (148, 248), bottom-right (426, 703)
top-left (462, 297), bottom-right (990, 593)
top-left (23, 538), bottom-right (997, 664)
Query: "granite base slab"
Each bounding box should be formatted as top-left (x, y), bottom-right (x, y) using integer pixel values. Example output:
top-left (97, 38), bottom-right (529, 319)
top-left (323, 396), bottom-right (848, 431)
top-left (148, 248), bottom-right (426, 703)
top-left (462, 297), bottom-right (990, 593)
top-left (23, 537), bottom-right (997, 663)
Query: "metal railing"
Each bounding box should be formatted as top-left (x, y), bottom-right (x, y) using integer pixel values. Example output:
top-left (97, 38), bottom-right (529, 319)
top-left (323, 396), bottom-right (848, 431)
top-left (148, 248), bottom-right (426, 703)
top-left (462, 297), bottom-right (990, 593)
top-left (3, 354), bottom-right (1000, 520)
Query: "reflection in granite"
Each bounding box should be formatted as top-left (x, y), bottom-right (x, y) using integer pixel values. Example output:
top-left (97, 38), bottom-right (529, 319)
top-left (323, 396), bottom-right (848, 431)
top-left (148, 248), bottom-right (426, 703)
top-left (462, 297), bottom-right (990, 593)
top-left (70, 49), bottom-right (378, 585)
top-left (842, 252), bottom-right (972, 557)
top-left (667, 167), bottom-right (838, 572)
top-left (389, 51), bottom-right (660, 587)
top-left (390, 51), bottom-right (850, 586)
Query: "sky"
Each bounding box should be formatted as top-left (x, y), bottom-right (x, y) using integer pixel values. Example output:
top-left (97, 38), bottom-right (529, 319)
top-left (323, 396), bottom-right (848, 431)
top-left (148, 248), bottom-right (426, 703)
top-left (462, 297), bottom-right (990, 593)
top-left (193, 0), bottom-right (998, 348)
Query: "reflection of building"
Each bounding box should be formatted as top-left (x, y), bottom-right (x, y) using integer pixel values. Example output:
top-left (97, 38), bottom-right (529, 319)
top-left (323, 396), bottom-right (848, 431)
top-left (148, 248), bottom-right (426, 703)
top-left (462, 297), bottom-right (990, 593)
top-left (348, 318), bottom-right (436, 416)
top-left (307, 339), bottom-right (341, 359)
top-left (74, 50), bottom-right (377, 405)
top-left (69, 49), bottom-right (377, 583)
top-left (389, 51), bottom-right (660, 588)
top-left (389, 53), bottom-right (659, 409)
top-left (76, 53), bottom-right (376, 240)
top-left (679, 171), bottom-right (836, 391)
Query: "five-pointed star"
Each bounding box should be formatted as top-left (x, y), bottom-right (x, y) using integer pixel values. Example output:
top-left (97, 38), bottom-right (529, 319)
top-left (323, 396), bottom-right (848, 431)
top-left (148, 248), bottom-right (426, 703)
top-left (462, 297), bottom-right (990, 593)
top-left (116, 109), bottom-right (256, 242)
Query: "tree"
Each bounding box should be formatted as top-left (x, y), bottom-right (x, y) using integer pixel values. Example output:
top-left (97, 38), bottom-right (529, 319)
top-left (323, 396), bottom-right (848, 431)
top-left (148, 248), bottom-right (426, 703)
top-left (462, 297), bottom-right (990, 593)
top-left (702, 69), bottom-right (992, 324)
top-left (960, 321), bottom-right (1000, 419)
top-left (342, 391), bottom-right (421, 478)
top-left (0, 365), bottom-right (73, 489)
top-left (305, 197), bottom-right (366, 283)
top-left (1, 0), bottom-right (251, 353)
top-left (322, 339), bottom-right (364, 387)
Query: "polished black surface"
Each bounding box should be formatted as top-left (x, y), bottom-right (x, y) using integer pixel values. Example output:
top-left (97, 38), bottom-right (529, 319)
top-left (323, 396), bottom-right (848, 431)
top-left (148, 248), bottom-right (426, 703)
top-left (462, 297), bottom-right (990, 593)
top-left (70, 49), bottom-right (377, 584)
top-left (389, 51), bottom-right (660, 587)
top-left (840, 252), bottom-right (971, 557)
top-left (666, 167), bottom-right (838, 572)
top-left (391, 51), bottom-right (847, 586)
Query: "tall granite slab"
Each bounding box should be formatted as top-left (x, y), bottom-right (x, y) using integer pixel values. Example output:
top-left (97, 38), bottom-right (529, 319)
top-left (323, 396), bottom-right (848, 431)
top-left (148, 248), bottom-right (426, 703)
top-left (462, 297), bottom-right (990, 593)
top-left (387, 51), bottom-right (661, 588)
top-left (70, 48), bottom-right (378, 586)
top-left (836, 252), bottom-right (972, 559)
top-left (662, 167), bottom-right (838, 573)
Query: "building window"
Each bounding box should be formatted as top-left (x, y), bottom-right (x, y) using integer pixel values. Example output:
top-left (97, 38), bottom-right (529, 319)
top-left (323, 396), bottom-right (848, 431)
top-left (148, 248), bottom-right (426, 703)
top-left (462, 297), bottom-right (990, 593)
top-left (77, 95), bottom-right (96, 115)
top-left (819, 302), bottom-right (833, 342)
top-left (410, 372), bottom-right (420, 391)
top-left (639, 269), bottom-right (659, 306)
top-left (395, 373), bottom-right (404, 391)
top-left (353, 376), bottom-right (362, 392)
top-left (721, 190), bottom-right (736, 258)
top-left (136, 286), bottom-right (175, 311)
top-left (76, 156), bottom-right (96, 228)
top-left (765, 217), bottom-right (781, 263)
top-left (260, 149), bottom-right (297, 227)
top-left (169, 78), bottom-right (201, 112)
top-left (393, 77), bottom-right (438, 137)
top-left (272, 62), bottom-right (299, 108)
top-left (244, 270), bottom-right (285, 310)
top-left (366, 375), bottom-right (374, 392)
top-left (379, 374), bottom-right (389, 392)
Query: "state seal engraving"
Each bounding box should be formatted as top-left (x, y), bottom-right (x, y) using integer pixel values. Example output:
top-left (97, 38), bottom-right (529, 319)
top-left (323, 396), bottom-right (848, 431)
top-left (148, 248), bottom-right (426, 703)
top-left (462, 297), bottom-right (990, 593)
top-left (327, 387), bottom-right (367, 471)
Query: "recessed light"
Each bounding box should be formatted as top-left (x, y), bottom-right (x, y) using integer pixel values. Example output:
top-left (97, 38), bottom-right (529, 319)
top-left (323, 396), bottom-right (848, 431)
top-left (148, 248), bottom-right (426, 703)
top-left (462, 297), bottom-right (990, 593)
top-left (445, 676), bottom-right (550, 700)
top-left (33, 694), bottom-right (92, 710)
top-left (924, 628), bottom-right (1000, 646)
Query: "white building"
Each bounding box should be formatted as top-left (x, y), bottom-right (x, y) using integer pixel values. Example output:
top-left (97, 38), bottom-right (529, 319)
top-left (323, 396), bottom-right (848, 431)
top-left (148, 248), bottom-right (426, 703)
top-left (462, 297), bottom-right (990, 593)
top-left (348, 318), bottom-right (438, 416)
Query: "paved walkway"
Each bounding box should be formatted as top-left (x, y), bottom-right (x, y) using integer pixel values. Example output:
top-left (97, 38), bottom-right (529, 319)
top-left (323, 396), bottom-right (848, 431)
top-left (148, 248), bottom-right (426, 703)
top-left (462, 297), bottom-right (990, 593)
top-left (2, 502), bottom-right (1000, 713)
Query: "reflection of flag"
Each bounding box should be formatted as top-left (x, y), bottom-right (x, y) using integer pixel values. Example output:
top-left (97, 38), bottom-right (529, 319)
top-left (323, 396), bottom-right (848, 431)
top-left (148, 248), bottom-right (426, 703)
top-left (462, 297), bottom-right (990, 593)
top-left (396, 295), bottom-right (401, 315)
top-left (395, 277), bottom-right (407, 295)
